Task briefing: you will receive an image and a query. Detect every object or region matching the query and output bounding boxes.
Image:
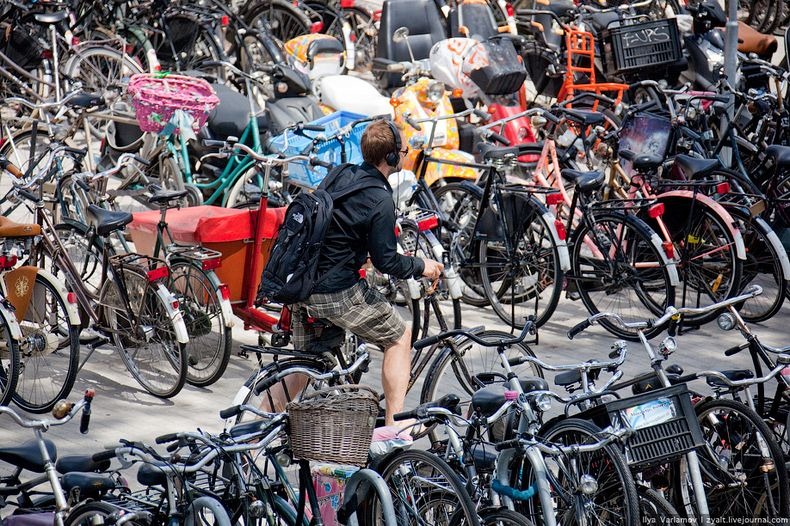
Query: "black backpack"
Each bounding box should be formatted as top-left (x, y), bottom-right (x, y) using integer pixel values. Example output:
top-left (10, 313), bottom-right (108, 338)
top-left (257, 164), bottom-right (373, 305)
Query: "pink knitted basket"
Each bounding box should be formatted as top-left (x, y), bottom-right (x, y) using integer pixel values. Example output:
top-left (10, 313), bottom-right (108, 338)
top-left (127, 73), bottom-right (219, 134)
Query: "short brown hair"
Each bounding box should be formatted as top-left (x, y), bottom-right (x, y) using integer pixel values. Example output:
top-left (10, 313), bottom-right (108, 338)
top-left (361, 120), bottom-right (399, 165)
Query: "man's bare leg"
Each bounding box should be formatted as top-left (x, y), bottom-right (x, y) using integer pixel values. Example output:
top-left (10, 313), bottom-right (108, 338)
top-left (382, 327), bottom-right (411, 427)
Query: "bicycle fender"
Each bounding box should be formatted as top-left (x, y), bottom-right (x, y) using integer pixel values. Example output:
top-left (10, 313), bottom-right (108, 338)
top-left (0, 298), bottom-right (22, 341)
top-left (424, 230), bottom-right (464, 300)
top-left (396, 236), bottom-right (423, 300)
top-left (657, 191), bottom-right (747, 261)
top-left (761, 218), bottom-right (790, 280)
top-left (531, 198), bottom-right (571, 272)
top-left (647, 230), bottom-right (681, 287)
top-left (36, 268), bottom-right (81, 326)
top-left (155, 283), bottom-right (190, 344)
top-left (203, 268), bottom-right (235, 328)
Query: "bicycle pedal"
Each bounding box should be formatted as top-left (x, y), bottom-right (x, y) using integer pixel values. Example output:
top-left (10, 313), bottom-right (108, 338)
top-left (566, 291), bottom-right (581, 301)
top-left (237, 349), bottom-right (249, 359)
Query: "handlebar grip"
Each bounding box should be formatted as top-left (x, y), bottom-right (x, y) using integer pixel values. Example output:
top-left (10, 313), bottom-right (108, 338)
top-left (310, 157), bottom-right (333, 169)
top-left (413, 334), bottom-right (442, 350)
top-left (0, 159), bottom-right (23, 178)
top-left (495, 439), bottom-right (521, 452)
top-left (166, 441), bottom-right (181, 453)
top-left (219, 405), bottom-right (242, 419)
top-left (393, 408), bottom-right (418, 422)
top-left (202, 139), bottom-right (227, 148)
top-left (76, 178), bottom-right (91, 191)
top-left (79, 389), bottom-right (94, 435)
top-left (567, 319), bottom-right (591, 340)
top-left (488, 132), bottom-right (511, 146)
top-left (301, 124), bottom-right (325, 132)
top-left (724, 344), bottom-right (745, 357)
top-left (133, 155), bottom-right (152, 167)
top-left (64, 147), bottom-right (88, 157)
top-left (155, 432), bottom-right (179, 444)
top-left (405, 116), bottom-right (422, 131)
top-left (18, 188), bottom-right (41, 204)
top-left (473, 109), bottom-right (491, 122)
top-left (92, 449), bottom-right (117, 462)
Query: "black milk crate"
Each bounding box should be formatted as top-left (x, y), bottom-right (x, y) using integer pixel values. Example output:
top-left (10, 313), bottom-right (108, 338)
top-left (580, 383), bottom-right (705, 468)
top-left (603, 18), bottom-right (682, 75)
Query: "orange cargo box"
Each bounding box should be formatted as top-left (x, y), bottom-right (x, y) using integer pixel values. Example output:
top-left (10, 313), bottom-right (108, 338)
top-left (128, 205), bottom-right (285, 303)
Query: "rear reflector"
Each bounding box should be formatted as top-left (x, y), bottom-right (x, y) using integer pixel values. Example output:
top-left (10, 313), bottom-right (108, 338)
top-left (554, 219), bottom-right (566, 241)
top-left (202, 257), bottom-right (222, 271)
top-left (662, 241), bottom-right (675, 260)
top-left (648, 203), bottom-right (665, 219)
top-left (546, 192), bottom-right (563, 206)
top-left (146, 266), bottom-right (169, 282)
top-left (218, 284), bottom-right (230, 301)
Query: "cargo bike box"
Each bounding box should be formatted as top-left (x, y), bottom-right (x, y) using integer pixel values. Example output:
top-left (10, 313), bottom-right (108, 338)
top-left (128, 205), bottom-right (285, 303)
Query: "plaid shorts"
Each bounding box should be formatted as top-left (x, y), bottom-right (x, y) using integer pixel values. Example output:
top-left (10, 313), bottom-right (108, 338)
top-left (292, 280), bottom-right (405, 352)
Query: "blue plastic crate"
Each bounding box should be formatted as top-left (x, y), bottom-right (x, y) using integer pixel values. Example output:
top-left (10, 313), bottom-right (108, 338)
top-left (268, 111), bottom-right (369, 188)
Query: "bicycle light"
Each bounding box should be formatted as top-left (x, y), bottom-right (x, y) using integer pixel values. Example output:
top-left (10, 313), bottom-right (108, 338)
top-left (578, 474), bottom-right (598, 495)
top-left (533, 393), bottom-right (552, 412)
top-left (716, 313), bottom-right (736, 331)
top-left (658, 336), bottom-right (677, 357)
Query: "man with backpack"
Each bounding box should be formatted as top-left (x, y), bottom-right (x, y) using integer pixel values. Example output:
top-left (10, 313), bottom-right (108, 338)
top-left (261, 119), bottom-right (443, 433)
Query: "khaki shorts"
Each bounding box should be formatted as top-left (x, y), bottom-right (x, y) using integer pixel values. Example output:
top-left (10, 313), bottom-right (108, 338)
top-left (292, 280), bottom-right (405, 351)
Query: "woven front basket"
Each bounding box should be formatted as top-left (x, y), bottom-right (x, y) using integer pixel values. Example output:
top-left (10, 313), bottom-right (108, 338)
top-left (287, 385), bottom-right (379, 467)
top-left (127, 73), bottom-right (219, 133)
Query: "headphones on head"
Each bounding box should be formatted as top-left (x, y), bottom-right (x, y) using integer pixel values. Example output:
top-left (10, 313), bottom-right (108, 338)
top-left (383, 120), bottom-right (402, 168)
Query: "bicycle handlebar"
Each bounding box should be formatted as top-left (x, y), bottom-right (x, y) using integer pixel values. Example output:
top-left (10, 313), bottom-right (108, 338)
top-left (413, 318), bottom-right (535, 350)
top-left (0, 389), bottom-right (95, 432)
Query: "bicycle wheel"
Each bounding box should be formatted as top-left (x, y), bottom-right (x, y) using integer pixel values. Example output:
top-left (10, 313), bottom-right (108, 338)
top-left (646, 197), bottom-right (742, 326)
top-left (638, 486), bottom-right (679, 524)
top-left (478, 508), bottom-right (534, 526)
top-left (244, 0), bottom-right (312, 44)
top-left (0, 309), bottom-right (20, 407)
top-left (515, 418), bottom-right (640, 526)
top-left (421, 329), bottom-right (543, 438)
top-left (432, 182), bottom-right (489, 307)
top-left (64, 501), bottom-right (148, 526)
top-left (479, 195), bottom-right (564, 329)
top-left (169, 261), bottom-right (231, 387)
top-left (100, 269), bottom-right (187, 398)
top-left (13, 274), bottom-right (80, 413)
top-left (689, 398), bottom-right (790, 520)
top-left (572, 212), bottom-right (674, 340)
top-left (729, 211), bottom-right (787, 322)
top-left (368, 449), bottom-right (481, 526)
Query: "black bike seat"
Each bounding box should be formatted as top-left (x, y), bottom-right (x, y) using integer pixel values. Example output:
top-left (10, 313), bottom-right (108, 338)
top-left (137, 462), bottom-right (168, 487)
top-left (619, 150), bottom-right (663, 172)
top-left (61, 472), bottom-right (116, 498)
top-left (559, 109), bottom-right (605, 127)
top-left (517, 377), bottom-right (549, 393)
top-left (148, 188), bottom-right (189, 206)
top-left (561, 169), bottom-right (604, 192)
top-left (477, 143), bottom-right (519, 161)
top-left (554, 366), bottom-right (602, 387)
top-left (0, 439), bottom-right (57, 473)
top-left (67, 92), bottom-right (105, 110)
top-left (706, 369), bottom-right (754, 389)
top-left (673, 155), bottom-right (720, 179)
top-left (207, 84), bottom-right (269, 140)
top-left (34, 11), bottom-right (69, 24)
top-left (86, 204), bottom-right (133, 237)
top-left (471, 384), bottom-right (508, 418)
top-left (56, 454), bottom-right (111, 474)
top-left (229, 420), bottom-right (267, 439)
top-left (765, 144), bottom-right (790, 167)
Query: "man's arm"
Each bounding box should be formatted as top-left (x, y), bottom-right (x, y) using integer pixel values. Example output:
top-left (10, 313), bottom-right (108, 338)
top-left (367, 197), bottom-right (425, 279)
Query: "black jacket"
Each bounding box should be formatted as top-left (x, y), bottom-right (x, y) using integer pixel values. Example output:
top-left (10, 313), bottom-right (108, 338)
top-left (313, 162), bottom-right (425, 294)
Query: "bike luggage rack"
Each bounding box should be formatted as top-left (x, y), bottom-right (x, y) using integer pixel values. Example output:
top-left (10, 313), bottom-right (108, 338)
top-left (602, 18), bottom-right (682, 76)
top-left (589, 197), bottom-right (657, 212)
top-left (166, 243), bottom-right (224, 263)
top-left (580, 383), bottom-right (705, 468)
top-left (109, 253), bottom-right (169, 277)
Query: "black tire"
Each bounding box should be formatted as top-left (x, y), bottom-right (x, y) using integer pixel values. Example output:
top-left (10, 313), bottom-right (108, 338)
top-left (571, 212), bottom-right (675, 341)
top-left (0, 311), bottom-right (20, 407)
top-left (244, 0), bottom-right (312, 44)
top-left (420, 330), bottom-right (543, 443)
top-left (516, 418), bottom-right (641, 526)
top-left (369, 449), bottom-right (481, 526)
top-left (154, 13), bottom-right (226, 77)
top-left (690, 398), bottom-right (790, 520)
top-left (478, 195), bottom-right (564, 329)
top-left (169, 262), bottom-right (232, 387)
top-left (13, 274), bottom-right (80, 413)
top-left (638, 486), bottom-right (680, 524)
top-left (479, 508), bottom-right (534, 526)
top-left (64, 501), bottom-right (135, 526)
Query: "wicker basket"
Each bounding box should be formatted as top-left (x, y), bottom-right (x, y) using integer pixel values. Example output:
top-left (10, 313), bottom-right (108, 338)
top-left (287, 385), bottom-right (379, 467)
top-left (127, 73), bottom-right (219, 134)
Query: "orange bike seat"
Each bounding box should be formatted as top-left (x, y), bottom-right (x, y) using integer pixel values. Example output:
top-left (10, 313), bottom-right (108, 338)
top-left (0, 216), bottom-right (42, 238)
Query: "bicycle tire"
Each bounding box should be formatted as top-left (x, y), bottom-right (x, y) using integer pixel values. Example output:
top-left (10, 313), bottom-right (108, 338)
top-left (571, 211), bottom-right (675, 341)
top-left (683, 397), bottom-right (790, 520)
top-left (518, 418), bottom-right (640, 526)
top-left (244, 0), bottom-right (312, 44)
top-left (169, 261), bottom-right (232, 387)
top-left (64, 501), bottom-right (146, 526)
top-left (729, 210), bottom-right (787, 322)
top-left (13, 274), bottom-right (80, 413)
top-left (478, 194), bottom-right (564, 329)
top-left (638, 486), bottom-right (679, 524)
top-left (0, 308), bottom-right (20, 407)
top-left (478, 507), bottom-right (534, 526)
top-left (368, 448), bottom-right (481, 526)
top-left (100, 268), bottom-right (188, 398)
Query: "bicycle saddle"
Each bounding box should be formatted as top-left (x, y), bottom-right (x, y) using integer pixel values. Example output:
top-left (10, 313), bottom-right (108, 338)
top-left (206, 83), bottom-right (270, 140)
top-left (471, 378), bottom-right (549, 417)
top-left (56, 454), bottom-right (111, 474)
top-left (67, 92), bottom-right (105, 110)
top-left (476, 143), bottom-right (519, 161)
top-left (706, 369), bottom-right (754, 389)
top-left (34, 11), bottom-right (69, 24)
top-left (558, 109), bottom-right (606, 127)
top-left (0, 216), bottom-right (42, 238)
top-left (148, 187), bottom-right (189, 206)
top-left (554, 365), bottom-right (602, 388)
top-left (619, 150), bottom-right (663, 172)
top-left (137, 462), bottom-right (168, 487)
top-left (86, 204), bottom-right (133, 237)
top-left (0, 439), bottom-right (57, 473)
top-left (672, 155), bottom-right (720, 179)
top-left (229, 420), bottom-right (267, 439)
top-left (61, 472), bottom-right (116, 499)
top-left (765, 144), bottom-right (790, 167)
top-left (561, 169), bottom-right (604, 193)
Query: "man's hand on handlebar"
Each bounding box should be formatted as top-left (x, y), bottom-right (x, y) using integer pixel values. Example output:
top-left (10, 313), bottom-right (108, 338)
top-left (422, 258), bottom-right (444, 281)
